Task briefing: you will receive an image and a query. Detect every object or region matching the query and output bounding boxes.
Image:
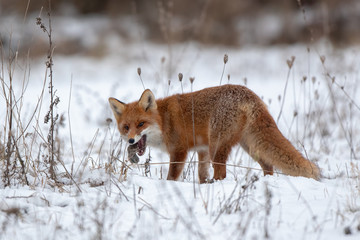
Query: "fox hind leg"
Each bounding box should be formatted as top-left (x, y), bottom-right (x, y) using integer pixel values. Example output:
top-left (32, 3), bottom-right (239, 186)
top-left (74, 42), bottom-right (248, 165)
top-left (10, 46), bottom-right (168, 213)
top-left (240, 142), bottom-right (273, 176)
top-left (197, 151), bottom-right (210, 183)
top-left (257, 159), bottom-right (274, 176)
top-left (209, 143), bottom-right (231, 180)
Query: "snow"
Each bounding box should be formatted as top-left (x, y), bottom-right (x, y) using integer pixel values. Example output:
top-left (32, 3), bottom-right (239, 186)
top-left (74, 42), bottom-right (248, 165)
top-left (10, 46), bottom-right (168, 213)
top-left (1, 15), bottom-right (360, 240)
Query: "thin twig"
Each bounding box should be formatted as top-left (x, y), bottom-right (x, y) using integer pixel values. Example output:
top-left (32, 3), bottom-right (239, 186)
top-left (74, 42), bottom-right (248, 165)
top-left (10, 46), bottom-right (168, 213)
top-left (219, 54), bottom-right (228, 85)
top-left (136, 160), bottom-right (283, 176)
top-left (277, 56), bottom-right (295, 123)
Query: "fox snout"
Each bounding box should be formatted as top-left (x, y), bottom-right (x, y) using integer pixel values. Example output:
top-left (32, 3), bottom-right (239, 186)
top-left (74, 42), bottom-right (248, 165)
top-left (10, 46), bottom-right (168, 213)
top-left (126, 131), bottom-right (142, 145)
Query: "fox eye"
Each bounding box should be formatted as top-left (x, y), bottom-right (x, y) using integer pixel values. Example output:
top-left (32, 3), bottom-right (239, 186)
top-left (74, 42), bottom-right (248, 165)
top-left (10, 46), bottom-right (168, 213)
top-left (124, 125), bottom-right (129, 131)
top-left (138, 122), bottom-right (145, 127)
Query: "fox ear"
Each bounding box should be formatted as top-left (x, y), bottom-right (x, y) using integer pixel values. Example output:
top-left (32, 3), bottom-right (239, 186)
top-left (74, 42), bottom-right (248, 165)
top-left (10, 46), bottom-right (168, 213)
top-left (108, 97), bottom-right (125, 118)
top-left (139, 89), bottom-right (157, 111)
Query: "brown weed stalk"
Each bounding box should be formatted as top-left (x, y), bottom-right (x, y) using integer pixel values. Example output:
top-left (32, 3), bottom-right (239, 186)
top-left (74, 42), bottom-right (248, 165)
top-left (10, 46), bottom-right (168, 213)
top-left (36, 1), bottom-right (60, 182)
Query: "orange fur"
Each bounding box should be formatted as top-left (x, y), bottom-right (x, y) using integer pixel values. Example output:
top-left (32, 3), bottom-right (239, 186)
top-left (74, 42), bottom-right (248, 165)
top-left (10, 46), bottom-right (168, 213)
top-left (109, 84), bottom-right (320, 183)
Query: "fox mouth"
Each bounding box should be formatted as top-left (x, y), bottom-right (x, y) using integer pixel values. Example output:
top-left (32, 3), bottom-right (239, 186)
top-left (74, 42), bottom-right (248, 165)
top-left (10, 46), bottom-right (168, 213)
top-left (127, 135), bottom-right (147, 163)
top-left (135, 135), bottom-right (147, 156)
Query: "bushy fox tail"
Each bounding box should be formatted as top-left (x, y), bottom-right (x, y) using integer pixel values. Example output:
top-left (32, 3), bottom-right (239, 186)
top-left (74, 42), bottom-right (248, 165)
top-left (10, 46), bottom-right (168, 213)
top-left (262, 128), bottom-right (320, 180)
top-left (242, 111), bottom-right (320, 180)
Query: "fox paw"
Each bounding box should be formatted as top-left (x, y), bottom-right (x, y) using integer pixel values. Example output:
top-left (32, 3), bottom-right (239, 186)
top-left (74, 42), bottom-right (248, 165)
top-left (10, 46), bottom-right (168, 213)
top-left (203, 178), bottom-right (215, 184)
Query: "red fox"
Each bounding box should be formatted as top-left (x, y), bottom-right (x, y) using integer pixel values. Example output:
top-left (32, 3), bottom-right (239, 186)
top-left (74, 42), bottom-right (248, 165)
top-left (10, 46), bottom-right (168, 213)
top-left (109, 84), bottom-right (320, 183)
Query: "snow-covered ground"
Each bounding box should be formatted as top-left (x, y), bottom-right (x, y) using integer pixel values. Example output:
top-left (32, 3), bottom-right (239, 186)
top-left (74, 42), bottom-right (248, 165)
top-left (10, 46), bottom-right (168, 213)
top-left (1, 15), bottom-right (360, 239)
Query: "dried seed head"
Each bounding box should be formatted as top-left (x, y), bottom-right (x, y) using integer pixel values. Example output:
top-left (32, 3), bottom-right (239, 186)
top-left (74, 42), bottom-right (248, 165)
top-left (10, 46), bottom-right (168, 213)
top-left (293, 111), bottom-right (298, 117)
top-left (54, 97), bottom-right (60, 106)
top-left (168, 79), bottom-right (171, 85)
top-left (189, 77), bottom-right (195, 84)
top-left (178, 73), bottom-right (183, 82)
top-left (302, 76), bottom-right (307, 82)
top-left (36, 16), bottom-right (47, 32)
top-left (36, 17), bottom-right (42, 25)
top-left (44, 112), bottom-right (50, 124)
top-left (137, 67), bottom-right (141, 76)
top-left (320, 56), bottom-right (326, 64)
top-left (314, 90), bottom-right (319, 100)
top-left (286, 56), bottom-right (296, 69)
top-left (312, 76), bottom-right (316, 84)
top-left (243, 77), bottom-right (247, 86)
top-left (106, 118), bottom-right (113, 124)
top-left (223, 54), bottom-right (228, 64)
top-left (286, 60), bottom-right (292, 68)
top-left (46, 60), bottom-right (52, 68)
top-left (161, 57), bottom-right (165, 64)
top-left (227, 74), bottom-right (230, 81)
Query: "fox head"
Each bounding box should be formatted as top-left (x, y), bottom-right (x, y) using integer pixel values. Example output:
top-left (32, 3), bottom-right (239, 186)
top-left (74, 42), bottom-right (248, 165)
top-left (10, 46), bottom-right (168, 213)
top-left (109, 89), bottom-right (163, 155)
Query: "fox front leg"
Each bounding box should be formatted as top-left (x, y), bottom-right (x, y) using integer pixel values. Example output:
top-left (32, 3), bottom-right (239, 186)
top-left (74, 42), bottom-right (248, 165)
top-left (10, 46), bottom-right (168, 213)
top-left (167, 150), bottom-right (187, 181)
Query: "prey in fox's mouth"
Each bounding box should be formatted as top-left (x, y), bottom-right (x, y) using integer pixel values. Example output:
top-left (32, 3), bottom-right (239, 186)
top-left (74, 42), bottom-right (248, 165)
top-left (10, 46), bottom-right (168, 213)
top-left (127, 135), bottom-right (147, 163)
